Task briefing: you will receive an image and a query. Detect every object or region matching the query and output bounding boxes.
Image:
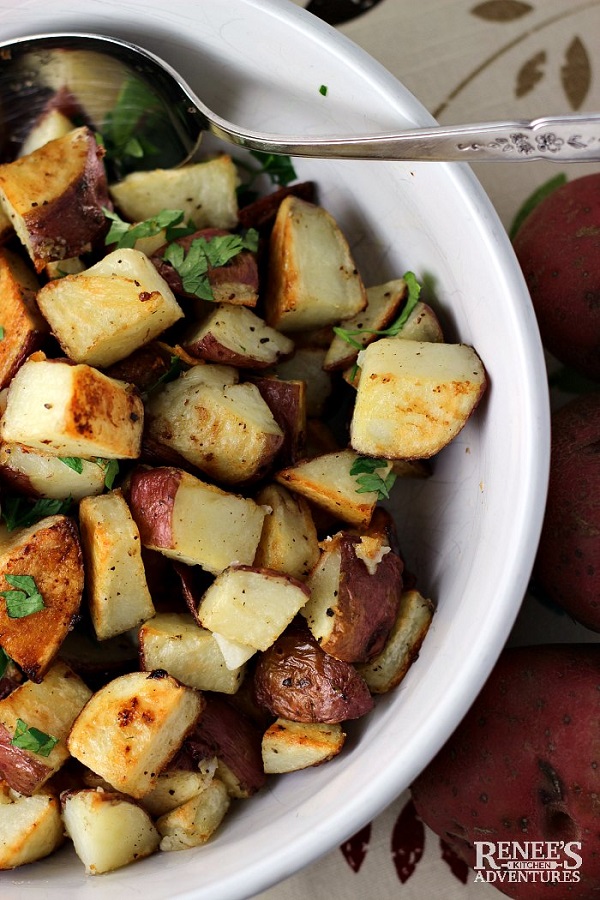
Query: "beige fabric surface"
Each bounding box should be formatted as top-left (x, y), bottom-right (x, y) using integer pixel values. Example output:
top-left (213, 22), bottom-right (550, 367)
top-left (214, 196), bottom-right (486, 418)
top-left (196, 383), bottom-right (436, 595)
top-left (254, 1), bottom-right (600, 897)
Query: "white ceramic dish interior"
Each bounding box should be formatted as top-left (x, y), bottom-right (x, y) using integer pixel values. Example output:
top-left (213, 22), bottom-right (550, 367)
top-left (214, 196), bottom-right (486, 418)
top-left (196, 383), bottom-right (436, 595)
top-left (0, 1), bottom-right (550, 898)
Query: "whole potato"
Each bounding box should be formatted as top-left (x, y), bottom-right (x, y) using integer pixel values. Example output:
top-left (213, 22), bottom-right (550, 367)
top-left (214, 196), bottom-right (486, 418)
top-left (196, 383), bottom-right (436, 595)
top-left (512, 173), bottom-right (600, 381)
top-left (411, 644), bottom-right (600, 899)
top-left (534, 392), bottom-right (600, 631)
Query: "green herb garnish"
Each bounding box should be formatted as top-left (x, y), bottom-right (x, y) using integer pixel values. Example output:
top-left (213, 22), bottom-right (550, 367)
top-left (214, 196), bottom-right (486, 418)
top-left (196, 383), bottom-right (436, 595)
top-left (163, 230), bottom-right (259, 301)
top-left (95, 458), bottom-right (120, 490)
top-left (334, 271), bottom-right (422, 351)
top-left (104, 207), bottom-right (195, 249)
top-left (509, 173), bottom-right (567, 241)
top-left (11, 719), bottom-right (58, 757)
top-left (0, 326), bottom-right (4, 340)
top-left (1, 496), bottom-right (74, 532)
top-left (100, 77), bottom-right (162, 167)
top-left (0, 574), bottom-right (45, 619)
top-left (350, 457), bottom-right (397, 500)
top-left (319, 84), bottom-right (328, 96)
top-left (59, 457), bottom-right (84, 475)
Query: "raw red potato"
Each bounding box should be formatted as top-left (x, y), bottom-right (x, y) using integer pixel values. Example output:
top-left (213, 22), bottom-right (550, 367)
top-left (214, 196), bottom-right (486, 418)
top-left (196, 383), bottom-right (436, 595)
top-left (513, 173), bottom-right (600, 381)
top-left (411, 644), bottom-right (600, 900)
top-left (533, 392), bottom-right (600, 631)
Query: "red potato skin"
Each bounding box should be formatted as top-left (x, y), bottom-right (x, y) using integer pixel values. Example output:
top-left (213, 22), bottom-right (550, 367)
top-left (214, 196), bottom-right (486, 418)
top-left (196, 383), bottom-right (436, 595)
top-left (127, 466), bottom-right (183, 550)
top-left (253, 623), bottom-right (374, 724)
top-left (0, 722), bottom-right (52, 795)
top-left (533, 393), bottom-right (600, 631)
top-left (512, 174), bottom-right (600, 381)
top-left (410, 644), bottom-right (600, 900)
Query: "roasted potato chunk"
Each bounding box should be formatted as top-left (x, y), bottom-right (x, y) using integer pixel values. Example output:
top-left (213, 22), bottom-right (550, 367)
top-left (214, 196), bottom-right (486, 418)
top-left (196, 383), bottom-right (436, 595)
top-left (68, 670), bottom-right (204, 799)
top-left (350, 339), bottom-right (487, 459)
top-left (0, 515), bottom-right (84, 681)
top-left (128, 466), bottom-right (267, 574)
top-left (0, 248), bottom-right (46, 390)
top-left (0, 661), bottom-right (92, 794)
top-left (0, 126), bottom-right (109, 272)
top-left (253, 483), bottom-right (319, 581)
top-left (183, 303), bottom-right (293, 368)
top-left (262, 719), bottom-right (345, 774)
top-left (265, 196), bottom-right (366, 332)
top-left (62, 788), bottom-right (160, 874)
top-left (0, 356), bottom-right (144, 459)
top-left (0, 786), bottom-right (64, 870)
top-left (156, 777), bottom-right (230, 852)
top-left (253, 625), bottom-right (373, 724)
top-left (0, 442), bottom-right (106, 500)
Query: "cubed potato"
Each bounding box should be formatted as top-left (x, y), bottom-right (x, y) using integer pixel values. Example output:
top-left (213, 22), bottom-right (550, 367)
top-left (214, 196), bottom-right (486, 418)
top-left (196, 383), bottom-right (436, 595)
top-left (187, 694), bottom-right (266, 798)
top-left (140, 766), bottom-right (217, 818)
top-left (139, 613), bottom-right (245, 694)
top-left (68, 670), bottom-right (204, 798)
top-left (0, 356), bottom-right (144, 459)
top-left (109, 156), bottom-right (239, 230)
top-left (253, 624), bottom-right (373, 724)
top-left (128, 466), bottom-right (266, 574)
top-left (253, 482), bottom-right (319, 580)
top-left (36, 248), bottom-right (184, 367)
top-left (0, 248), bottom-right (46, 389)
top-left (79, 490), bottom-right (155, 641)
top-left (146, 366), bottom-right (283, 484)
top-left (350, 339), bottom-right (487, 459)
top-left (183, 303), bottom-right (293, 369)
top-left (303, 531), bottom-right (403, 663)
top-left (250, 376), bottom-right (307, 467)
top-left (0, 126), bottom-right (109, 272)
top-left (62, 788), bottom-right (160, 874)
top-left (0, 443), bottom-right (106, 500)
top-left (324, 277), bottom-right (408, 371)
top-left (0, 207), bottom-right (12, 243)
top-left (156, 777), bottom-right (230, 852)
top-left (276, 347), bottom-right (332, 417)
top-left (0, 788), bottom-right (64, 869)
top-left (197, 565), bottom-right (309, 651)
top-left (276, 448), bottom-right (392, 529)
top-left (265, 196), bottom-right (367, 332)
top-left (19, 108), bottom-right (75, 157)
top-left (0, 515), bottom-right (84, 681)
top-left (262, 718), bottom-right (346, 773)
top-left (356, 589), bottom-right (434, 693)
top-left (0, 661), bottom-right (92, 794)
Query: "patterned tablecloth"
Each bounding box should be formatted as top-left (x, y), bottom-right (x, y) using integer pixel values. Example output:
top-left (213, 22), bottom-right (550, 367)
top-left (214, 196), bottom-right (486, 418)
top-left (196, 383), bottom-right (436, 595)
top-left (254, 1), bottom-right (600, 897)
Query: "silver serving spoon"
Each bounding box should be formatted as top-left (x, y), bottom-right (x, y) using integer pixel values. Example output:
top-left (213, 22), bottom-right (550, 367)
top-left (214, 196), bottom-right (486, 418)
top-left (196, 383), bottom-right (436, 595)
top-left (1, 31), bottom-right (600, 168)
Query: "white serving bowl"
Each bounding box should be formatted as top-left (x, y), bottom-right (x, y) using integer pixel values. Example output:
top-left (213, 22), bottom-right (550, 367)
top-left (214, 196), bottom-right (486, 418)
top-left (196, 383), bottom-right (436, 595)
top-left (0, 1), bottom-right (550, 898)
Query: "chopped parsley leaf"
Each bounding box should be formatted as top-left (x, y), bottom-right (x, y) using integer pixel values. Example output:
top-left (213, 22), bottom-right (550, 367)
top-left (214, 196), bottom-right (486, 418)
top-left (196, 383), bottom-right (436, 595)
top-left (319, 84), bottom-right (328, 96)
top-left (104, 207), bottom-right (195, 249)
top-left (95, 458), bottom-right (120, 490)
top-left (11, 718), bottom-right (58, 757)
top-left (0, 574), bottom-right (45, 619)
top-left (1, 496), bottom-right (74, 532)
top-left (163, 229), bottom-right (259, 301)
top-left (59, 457), bottom-right (84, 475)
top-left (350, 457), bottom-right (397, 500)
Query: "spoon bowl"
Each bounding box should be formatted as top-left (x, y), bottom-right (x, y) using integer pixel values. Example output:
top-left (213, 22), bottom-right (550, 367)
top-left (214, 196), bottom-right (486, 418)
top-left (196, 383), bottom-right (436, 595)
top-left (2, 31), bottom-right (600, 168)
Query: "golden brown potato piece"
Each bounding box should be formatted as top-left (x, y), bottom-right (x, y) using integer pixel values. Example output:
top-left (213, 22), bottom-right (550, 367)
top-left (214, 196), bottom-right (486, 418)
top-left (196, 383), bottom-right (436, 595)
top-left (128, 466), bottom-right (267, 574)
top-left (145, 364), bottom-right (283, 485)
top-left (79, 490), bottom-right (155, 641)
top-left (350, 339), bottom-right (487, 459)
top-left (265, 195), bottom-right (366, 332)
top-left (253, 624), bottom-right (374, 724)
top-left (0, 126), bottom-right (109, 272)
top-left (156, 777), bottom-right (230, 852)
top-left (303, 531), bottom-right (403, 663)
top-left (262, 718), bottom-right (345, 774)
top-left (183, 303), bottom-right (293, 368)
top-left (36, 248), bottom-right (183, 368)
top-left (197, 565), bottom-right (309, 652)
top-left (356, 589), bottom-right (435, 693)
top-left (0, 515), bottom-right (84, 681)
top-left (0, 442), bottom-right (106, 501)
top-left (0, 356), bottom-right (144, 459)
top-left (253, 483), bottom-right (319, 581)
top-left (0, 786), bottom-right (64, 870)
top-left (276, 448), bottom-right (392, 529)
top-left (62, 788), bottom-right (160, 874)
top-left (0, 661), bottom-right (92, 794)
top-left (68, 670), bottom-right (204, 799)
top-left (140, 766), bottom-right (217, 818)
top-left (0, 248), bottom-right (46, 389)
top-left (139, 613), bottom-right (246, 695)
top-left (109, 156), bottom-right (239, 230)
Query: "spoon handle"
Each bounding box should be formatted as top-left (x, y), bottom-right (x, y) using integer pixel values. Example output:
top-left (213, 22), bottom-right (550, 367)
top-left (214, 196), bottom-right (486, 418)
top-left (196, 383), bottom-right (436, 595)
top-left (210, 115), bottom-right (600, 163)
